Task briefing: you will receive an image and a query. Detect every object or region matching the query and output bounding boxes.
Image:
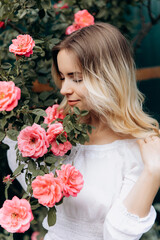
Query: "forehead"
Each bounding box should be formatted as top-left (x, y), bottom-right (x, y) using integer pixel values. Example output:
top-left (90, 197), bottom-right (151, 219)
top-left (57, 49), bottom-right (81, 74)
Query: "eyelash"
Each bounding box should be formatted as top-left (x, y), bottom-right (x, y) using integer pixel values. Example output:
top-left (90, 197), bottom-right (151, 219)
top-left (73, 79), bottom-right (82, 83)
top-left (60, 78), bottom-right (82, 83)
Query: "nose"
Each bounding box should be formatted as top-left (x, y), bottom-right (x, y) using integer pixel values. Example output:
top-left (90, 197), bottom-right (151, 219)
top-left (60, 79), bottom-right (73, 96)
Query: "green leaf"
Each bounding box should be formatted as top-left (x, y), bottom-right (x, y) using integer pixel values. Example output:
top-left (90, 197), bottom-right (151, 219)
top-left (44, 155), bottom-right (58, 164)
top-left (34, 46), bottom-right (43, 52)
top-left (13, 164), bottom-right (25, 176)
top-left (0, 62), bottom-right (12, 69)
top-left (87, 125), bottom-right (93, 134)
top-left (77, 134), bottom-right (86, 144)
top-left (28, 160), bottom-right (37, 173)
top-left (63, 115), bottom-right (70, 125)
top-left (31, 202), bottom-right (41, 210)
top-left (44, 99), bottom-right (55, 107)
top-left (34, 115), bottom-right (40, 123)
top-left (32, 109), bottom-right (47, 117)
top-left (32, 169), bottom-right (45, 177)
top-left (40, 123), bottom-right (48, 130)
top-left (50, 164), bottom-right (55, 171)
top-left (0, 129), bottom-right (5, 141)
top-left (64, 121), bottom-right (74, 133)
top-left (80, 110), bottom-right (89, 116)
top-left (40, 0), bottom-right (51, 10)
top-left (48, 207), bottom-right (57, 226)
top-left (23, 113), bottom-right (33, 125)
top-left (0, 118), bottom-right (7, 129)
top-left (7, 129), bottom-right (19, 141)
top-left (73, 107), bottom-right (81, 115)
top-left (39, 91), bottom-right (52, 101)
top-left (34, 39), bottom-right (45, 44)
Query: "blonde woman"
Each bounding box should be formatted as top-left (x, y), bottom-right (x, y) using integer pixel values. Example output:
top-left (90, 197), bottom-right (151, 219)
top-left (42, 23), bottom-right (160, 240)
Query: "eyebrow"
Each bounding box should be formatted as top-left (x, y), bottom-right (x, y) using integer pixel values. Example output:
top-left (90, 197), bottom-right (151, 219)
top-left (59, 71), bottom-right (82, 76)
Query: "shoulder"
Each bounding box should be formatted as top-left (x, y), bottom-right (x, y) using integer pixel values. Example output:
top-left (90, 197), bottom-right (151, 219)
top-left (121, 139), bottom-right (144, 182)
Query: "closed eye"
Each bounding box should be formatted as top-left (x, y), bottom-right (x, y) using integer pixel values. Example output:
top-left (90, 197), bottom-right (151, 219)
top-left (73, 79), bottom-right (83, 83)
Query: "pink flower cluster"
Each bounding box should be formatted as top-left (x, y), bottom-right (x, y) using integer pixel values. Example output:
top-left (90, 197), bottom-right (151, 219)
top-left (17, 104), bottom-right (71, 158)
top-left (9, 34), bottom-right (35, 57)
top-left (32, 164), bottom-right (84, 207)
top-left (0, 81), bottom-right (21, 111)
top-left (0, 196), bottom-right (33, 233)
top-left (66, 9), bottom-right (94, 35)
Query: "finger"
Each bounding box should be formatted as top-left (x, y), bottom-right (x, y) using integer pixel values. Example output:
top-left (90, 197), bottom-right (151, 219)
top-left (144, 136), bottom-right (152, 143)
top-left (151, 136), bottom-right (160, 142)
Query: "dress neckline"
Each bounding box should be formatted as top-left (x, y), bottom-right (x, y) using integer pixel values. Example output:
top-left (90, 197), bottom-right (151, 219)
top-left (77, 138), bottom-right (137, 150)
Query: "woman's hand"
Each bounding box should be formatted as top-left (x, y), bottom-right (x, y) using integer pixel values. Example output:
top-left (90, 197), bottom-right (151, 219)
top-left (137, 136), bottom-right (160, 185)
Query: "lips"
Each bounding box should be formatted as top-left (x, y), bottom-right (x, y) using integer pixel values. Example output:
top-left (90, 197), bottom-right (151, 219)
top-left (68, 100), bottom-right (80, 106)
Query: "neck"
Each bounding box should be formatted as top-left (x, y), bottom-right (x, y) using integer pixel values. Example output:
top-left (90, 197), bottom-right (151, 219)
top-left (85, 115), bottom-right (133, 145)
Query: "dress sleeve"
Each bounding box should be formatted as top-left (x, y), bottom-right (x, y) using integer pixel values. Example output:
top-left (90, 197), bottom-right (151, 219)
top-left (103, 142), bottom-right (157, 240)
top-left (3, 137), bottom-right (27, 191)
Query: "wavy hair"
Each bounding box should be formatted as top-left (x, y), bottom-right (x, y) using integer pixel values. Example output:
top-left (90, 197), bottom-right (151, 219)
top-left (52, 22), bottom-right (159, 138)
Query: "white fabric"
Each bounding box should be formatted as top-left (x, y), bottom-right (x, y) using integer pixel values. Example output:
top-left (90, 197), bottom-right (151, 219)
top-left (4, 137), bottom-right (156, 240)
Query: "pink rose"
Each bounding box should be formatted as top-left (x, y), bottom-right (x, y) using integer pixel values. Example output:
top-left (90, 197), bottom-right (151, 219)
top-left (31, 231), bottom-right (43, 240)
top-left (18, 123), bottom-right (49, 158)
top-left (0, 196), bottom-right (33, 233)
top-left (46, 122), bottom-right (63, 142)
top-left (46, 122), bottom-right (72, 156)
top-left (65, 24), bottom-right (81, 35)
top-left (9, 34), bottom-right (35, 57)
top-left (32, 173), bottom-right (63, 207)
top-left (0, 21), bottom-right (5, 28)
top-left (65, 10), bottom-right (94, 35)
top-left (74, 10), bottom-right (94, 27)
top-left (0, 81), bottom-right (21, 111)
top-left (57, 164), bottom-right (84, 197)
top-left (50, 140), bottom-right (72, 156)
top-left (44, 104), bottom-right (65, 125)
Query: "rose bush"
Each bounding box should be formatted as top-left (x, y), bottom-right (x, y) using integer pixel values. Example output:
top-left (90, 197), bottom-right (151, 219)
top-left (0, 0), bottom-right (143, 238)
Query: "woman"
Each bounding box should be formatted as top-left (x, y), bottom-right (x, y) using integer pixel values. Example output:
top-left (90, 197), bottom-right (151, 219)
top-left (42, 23), bottom-right (160, 240)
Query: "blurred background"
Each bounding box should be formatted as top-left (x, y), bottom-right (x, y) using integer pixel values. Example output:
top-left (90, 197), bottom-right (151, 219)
top-left (0, 0), bottom-right (160, 239)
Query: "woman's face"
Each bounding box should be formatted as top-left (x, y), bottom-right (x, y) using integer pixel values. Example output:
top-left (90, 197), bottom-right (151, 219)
top-left (57, 49), bottom-right (88, 110)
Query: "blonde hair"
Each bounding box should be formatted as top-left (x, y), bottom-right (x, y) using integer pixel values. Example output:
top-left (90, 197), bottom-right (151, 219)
top-left (52, 22), bottom-right (159, 138)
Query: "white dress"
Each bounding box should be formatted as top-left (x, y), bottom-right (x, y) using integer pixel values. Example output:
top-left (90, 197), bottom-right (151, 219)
top-left (4, 138), bottom-right (156, 240)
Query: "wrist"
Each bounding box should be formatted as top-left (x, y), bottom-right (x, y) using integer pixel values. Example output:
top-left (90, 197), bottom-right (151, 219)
top-left (143, 166), bottom-right (160, 187)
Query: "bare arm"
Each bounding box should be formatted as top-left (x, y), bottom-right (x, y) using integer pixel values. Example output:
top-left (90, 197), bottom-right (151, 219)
top-left (123, 136), bottom-right (160, 218)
